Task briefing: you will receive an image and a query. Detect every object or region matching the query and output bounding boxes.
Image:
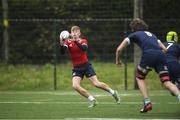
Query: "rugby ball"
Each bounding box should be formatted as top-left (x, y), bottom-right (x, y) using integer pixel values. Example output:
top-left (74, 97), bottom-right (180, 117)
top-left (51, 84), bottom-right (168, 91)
top-left (60, 30), bottom-right (70, 40)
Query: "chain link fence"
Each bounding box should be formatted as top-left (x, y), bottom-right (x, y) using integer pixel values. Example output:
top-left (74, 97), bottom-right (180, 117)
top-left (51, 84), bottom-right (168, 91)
top-left (1, 0), bottom-right (180, 90)
top-left (1, 0), bottom-right (180, 63)
top-left (1, 0), bottom-right (134, 63)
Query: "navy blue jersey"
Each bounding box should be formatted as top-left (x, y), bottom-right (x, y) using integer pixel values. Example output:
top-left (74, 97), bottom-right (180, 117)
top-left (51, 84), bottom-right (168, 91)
top-left (127, 31), bottom-right (169, 82)
top-left (128, 31), bottom-right (161, 52)
top-left (163, 42), bottom-right (180, 62)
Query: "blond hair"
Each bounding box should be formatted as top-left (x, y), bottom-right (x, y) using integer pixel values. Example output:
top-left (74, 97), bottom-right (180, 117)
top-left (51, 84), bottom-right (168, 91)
top-left (71, 26), bottom-right (80, 32)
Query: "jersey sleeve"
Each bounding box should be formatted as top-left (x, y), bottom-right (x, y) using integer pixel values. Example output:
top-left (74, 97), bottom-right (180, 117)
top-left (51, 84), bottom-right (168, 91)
top-left (80, 39), bottom-right (88, 45)
top-left (75, 39), bottom-right (88, 51)
top-left (124, 37), bottom-right (130, 45)
top-left (127, 32), bottom-right (137, 43)
top-left (63, 40), bottom-right (69, 48)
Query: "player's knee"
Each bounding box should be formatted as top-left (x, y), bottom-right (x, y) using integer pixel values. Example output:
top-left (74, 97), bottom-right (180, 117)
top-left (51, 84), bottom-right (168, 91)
top-left (72, 84), bottom-right (77, 90)
top-left (136, 75), bottom-right (145, 80)
top-left (72, 84), bottom-right (80, 90)
top-left (162, 81), bottom-right (171, 88)
top-left (136, 69), bottom-right (146, 80)
top-left (159, 72), bottom-right (170, 83)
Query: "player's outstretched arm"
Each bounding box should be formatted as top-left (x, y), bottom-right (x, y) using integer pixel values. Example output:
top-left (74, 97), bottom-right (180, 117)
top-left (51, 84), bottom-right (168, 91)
top-left (116, 38), bottom-right (129, 65)
top-left (74, 41), bottom-right (88, 51)
top-left (158, 39), bottom-right (167, 53)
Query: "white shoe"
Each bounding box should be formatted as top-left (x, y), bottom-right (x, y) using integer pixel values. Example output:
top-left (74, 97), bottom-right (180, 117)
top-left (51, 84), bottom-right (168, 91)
top-left (88, 99), bottom-right (97, 108)
top-left (113, 90), bottom-right (120, 104)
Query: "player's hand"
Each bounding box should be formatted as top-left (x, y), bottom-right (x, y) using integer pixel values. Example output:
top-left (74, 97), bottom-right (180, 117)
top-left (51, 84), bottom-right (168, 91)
top-left (70, 33), bottom-right (76, 41)
top-left (162, 49), bottom-right (167, 54)
top-left (71, 32), bottom-right (80, 41)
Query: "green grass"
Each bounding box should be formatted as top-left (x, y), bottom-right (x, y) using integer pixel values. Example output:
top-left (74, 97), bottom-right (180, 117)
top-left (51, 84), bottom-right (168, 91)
top-left (0, 62), bottom-right (162, 91)
top-left (0, 90), bottom-right (179, 119)
top-left (0, 62), bottom-right (178, 119)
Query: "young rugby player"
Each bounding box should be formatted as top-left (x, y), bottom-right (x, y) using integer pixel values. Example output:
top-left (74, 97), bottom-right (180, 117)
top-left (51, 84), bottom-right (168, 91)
top-left (163, 31), bottom-right (180, 90)
top-left (115, 18), bottom-right (180, 113)
top-left (60, 26), bottom-right (120, 108)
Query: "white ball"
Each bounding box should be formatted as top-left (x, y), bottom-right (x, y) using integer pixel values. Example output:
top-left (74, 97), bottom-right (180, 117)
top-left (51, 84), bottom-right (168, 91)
top-left (60, 30), bottom-right (70, 40)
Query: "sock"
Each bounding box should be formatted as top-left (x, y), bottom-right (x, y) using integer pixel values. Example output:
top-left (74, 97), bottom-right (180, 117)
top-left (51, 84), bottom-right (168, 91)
top-left (144, 98), bottom-right (151, 105)
top-left (177, 94), bottom-right (180, 102)
top-left (88, 95), bottom-right (95, 101)
top-left (108, 88), bottom-right (115, 95)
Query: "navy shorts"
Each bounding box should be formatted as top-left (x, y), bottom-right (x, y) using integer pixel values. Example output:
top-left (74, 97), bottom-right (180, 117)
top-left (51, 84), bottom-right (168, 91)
top-left (167, 61), bottom-right (180, 83)
top-left (139, 51), bottom-right (168, 76)
top-left (72, 62), bottom-right (96, 79)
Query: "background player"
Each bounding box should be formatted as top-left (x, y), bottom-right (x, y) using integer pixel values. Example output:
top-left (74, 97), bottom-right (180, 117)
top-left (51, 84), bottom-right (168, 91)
top-left (163, 31), bottom-right (180, 90)
top-left (60, 26), bottom-right (120, 108)
top-left (115, 18), bottom-right (180, 113)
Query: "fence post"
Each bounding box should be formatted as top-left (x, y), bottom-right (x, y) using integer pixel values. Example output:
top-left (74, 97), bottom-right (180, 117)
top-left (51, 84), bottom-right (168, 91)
top-left (133, 0), bottom-right (143, 89)
top-left (53, 21), bottom-right (57, 90)
top-left (124, 19), bottom-right (128, 90)
top-left (2, 0), bottom-right (9, 63)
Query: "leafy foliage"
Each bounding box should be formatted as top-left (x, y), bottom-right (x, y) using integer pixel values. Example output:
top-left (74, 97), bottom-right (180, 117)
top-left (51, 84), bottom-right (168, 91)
top-left (1, 0), bottom-right (180, 63)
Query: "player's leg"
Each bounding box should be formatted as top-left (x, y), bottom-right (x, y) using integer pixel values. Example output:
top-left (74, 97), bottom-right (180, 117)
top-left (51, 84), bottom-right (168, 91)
top-left (176, 77), bottom-right (180, 90)
top-left (85, 63), bottom-right (120, 103)
top-left (136, 65), bottom-right (152, 113)
top-left (72, 66), bottom-right (97, 108)
top-left (164, 69), bottom-right (180, 96)
top-left (156, 60), bottom-right (180, 102)
top-left (163, 81), bottom-right (180, 96)
top-left (72, 76), bottom-right (91, 98)
top-left (136, 79), bottom-right (148, 99)
top-left (161, 78), bottom-right (180, 102)
top-left (167, 61), bottom-right (180, 91)
top-left (89, 75), bottom-right (120, 103)
top-left (72, 76), bottom-right (97, 108)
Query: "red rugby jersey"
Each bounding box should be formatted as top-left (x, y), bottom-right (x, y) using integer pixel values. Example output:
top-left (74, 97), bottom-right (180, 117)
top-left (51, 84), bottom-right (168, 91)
top-left (64, 39), bottom-right (88, 67)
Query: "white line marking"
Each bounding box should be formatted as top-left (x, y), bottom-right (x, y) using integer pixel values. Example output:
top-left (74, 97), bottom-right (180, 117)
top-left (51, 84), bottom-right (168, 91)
top-left (0, 101), bottom-right (179, 105)
top-left (0, 91), bottom-right (170, 97)
top-left (0, 118), bottom-right (178, 120)
top-left (65, 118), bottom-right (180, 120)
